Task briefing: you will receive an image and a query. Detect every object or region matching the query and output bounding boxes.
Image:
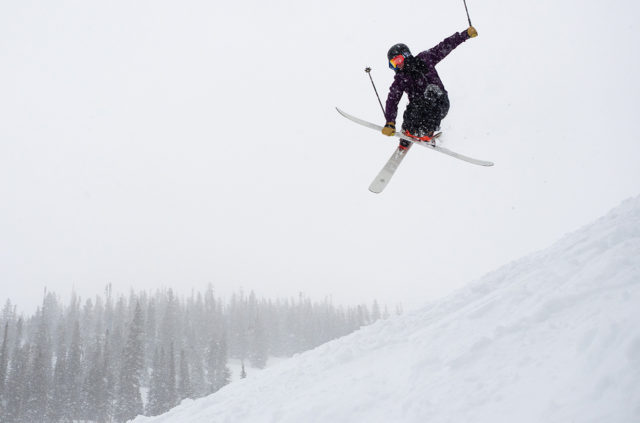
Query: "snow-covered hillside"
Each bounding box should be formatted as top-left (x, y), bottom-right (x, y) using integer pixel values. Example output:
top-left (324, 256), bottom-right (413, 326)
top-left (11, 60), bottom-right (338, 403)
top-left (132, 196), bottom-right (640, 423)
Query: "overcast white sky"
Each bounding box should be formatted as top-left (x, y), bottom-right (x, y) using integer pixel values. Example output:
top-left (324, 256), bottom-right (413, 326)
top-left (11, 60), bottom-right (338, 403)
top-left (1, 0), bottom-right (639, 313)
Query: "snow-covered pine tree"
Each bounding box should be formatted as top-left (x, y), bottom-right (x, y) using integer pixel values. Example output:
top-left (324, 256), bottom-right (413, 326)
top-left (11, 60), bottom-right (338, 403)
top-left (0, 322), bottom-right (9, 418)
top-left (80, 298), bottom-right (95, 347)
top-left (0, 322), bottom-right (8, 397)
top-left (93, 295), bottom-right (106, 339)
top-left (183, 292), bottom-right (206, 397)
top-left (82, 337), bottom-right (107, 422)
top-left (65, 321), bottom-right (83, 418)
top-left (114, 301), bottom-right (144, 422)
top-left (145, 299), bottom-right (158, 373)
top-left (160, 290), bottom-right (178, 350)
top-left (188, 345), bottom-right (206, 398)
top-left (0, 300), bottom-right (14, 328)
top-left (228, 291), bottom-right (248, 360)
top-left (146, 347), bottom-right (165, 416)
top-left (52, 320), bottom-right (68, 373)
top-left (166, 342), bottom-right (177, 410)
top-left (372, 300), bottom-right (381, 321)
top-left (249, 312), bottom-right (268, 369)
top-left (24, 306), bottom-right (52, 422)
top-left (178, 348), bottom-right (192, 401)
top-left (145, 342), bottom-right (178, 416)
top-left (3, 342), bottom-right (29, 422)
top-left (357, 304), bottom-right (371, 327)
top-left (206, 333), bottom-right (230, 394)
top-left (102, 329), bottom-right (117, 420)
top-left (48, 348), bottom-right (67, 422)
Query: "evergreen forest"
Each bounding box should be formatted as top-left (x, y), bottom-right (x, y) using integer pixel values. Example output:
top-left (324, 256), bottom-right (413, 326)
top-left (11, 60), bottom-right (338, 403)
top-left (0, 285), bottom-right (389, 422)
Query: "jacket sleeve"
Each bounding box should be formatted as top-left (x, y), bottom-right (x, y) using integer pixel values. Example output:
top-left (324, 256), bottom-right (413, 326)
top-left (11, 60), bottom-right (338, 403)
top-left (384, 76), bottom-right (404, 122)
top-left (419, 31), bottom-right (470, 66)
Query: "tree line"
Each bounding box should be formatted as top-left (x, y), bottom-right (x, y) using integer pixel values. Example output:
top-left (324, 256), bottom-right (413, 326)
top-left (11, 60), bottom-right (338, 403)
top-left (0, 285), bottom-right (390, 422)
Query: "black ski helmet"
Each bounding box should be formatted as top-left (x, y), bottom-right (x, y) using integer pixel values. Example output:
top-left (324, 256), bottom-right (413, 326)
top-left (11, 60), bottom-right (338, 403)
top-left (387, 43), bottom-right (412, 61)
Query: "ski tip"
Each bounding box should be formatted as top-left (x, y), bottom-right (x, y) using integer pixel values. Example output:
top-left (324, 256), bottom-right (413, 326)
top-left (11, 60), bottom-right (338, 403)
top-left (368, 182), bottom-right (384, 194)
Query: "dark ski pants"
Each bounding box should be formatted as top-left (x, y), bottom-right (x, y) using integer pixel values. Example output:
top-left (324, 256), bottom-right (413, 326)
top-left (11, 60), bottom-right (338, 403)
top-left (402, 84), bottom-right (450, 137)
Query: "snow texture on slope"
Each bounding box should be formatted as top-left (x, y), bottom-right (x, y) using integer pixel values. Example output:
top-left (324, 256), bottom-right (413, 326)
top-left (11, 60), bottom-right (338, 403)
top-left (132, 196), bottom-right (640, 423)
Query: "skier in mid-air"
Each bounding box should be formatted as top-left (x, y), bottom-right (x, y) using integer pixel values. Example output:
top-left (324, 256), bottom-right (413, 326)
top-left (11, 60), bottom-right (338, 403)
top-left (381, 27), bottom-right (478, 149)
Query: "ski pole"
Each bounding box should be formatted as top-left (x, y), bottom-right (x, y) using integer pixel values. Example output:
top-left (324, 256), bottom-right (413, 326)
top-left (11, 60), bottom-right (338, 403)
top-left (463, 0), bottom-right (473, 27)
top-left (365, 67), bottom-right (386, 119)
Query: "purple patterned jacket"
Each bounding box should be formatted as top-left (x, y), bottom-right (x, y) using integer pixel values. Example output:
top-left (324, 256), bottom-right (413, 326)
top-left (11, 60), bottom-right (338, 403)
top-left (384, 31), bottom-right (470, 123)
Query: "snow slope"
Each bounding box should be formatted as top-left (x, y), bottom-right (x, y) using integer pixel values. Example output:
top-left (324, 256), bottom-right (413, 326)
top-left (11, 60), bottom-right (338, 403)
top-left (132, 196), bottom-right (640, 423)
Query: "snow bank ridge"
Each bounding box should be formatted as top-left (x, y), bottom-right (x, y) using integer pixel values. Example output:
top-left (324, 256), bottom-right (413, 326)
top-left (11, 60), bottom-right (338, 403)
top-left (133, 195), bottom-right (640, 423)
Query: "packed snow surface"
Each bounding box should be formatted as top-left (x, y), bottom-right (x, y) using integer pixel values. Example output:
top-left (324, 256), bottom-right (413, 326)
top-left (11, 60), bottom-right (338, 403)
top-left (133, 196), bottom-right (640, 423)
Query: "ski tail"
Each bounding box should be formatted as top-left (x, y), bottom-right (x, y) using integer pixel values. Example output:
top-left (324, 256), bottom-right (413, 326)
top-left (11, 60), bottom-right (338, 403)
top-left (369, 144), bottom-right (412, 193)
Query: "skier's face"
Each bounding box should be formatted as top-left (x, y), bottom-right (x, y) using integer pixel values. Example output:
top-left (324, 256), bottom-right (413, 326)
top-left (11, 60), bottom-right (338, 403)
top-left (389, 54), bottom-right (405, 70)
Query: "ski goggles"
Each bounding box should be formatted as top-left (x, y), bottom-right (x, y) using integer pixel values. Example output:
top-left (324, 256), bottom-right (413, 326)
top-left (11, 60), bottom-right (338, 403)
top-left (388, 54), bottom-right (405, 70)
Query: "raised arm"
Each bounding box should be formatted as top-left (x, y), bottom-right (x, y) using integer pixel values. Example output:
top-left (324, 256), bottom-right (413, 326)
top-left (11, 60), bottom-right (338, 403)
top-left (418, 29), bottom-right (473, 66)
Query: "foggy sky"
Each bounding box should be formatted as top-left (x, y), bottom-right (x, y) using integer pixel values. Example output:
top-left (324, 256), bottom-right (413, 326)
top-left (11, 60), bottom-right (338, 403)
top-left (2, 0), bottom-right (639, 312)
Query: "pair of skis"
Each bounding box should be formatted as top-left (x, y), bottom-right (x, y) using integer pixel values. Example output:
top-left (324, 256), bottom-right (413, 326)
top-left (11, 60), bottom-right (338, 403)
top-left (335, 108), bottom-right (493, 193)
